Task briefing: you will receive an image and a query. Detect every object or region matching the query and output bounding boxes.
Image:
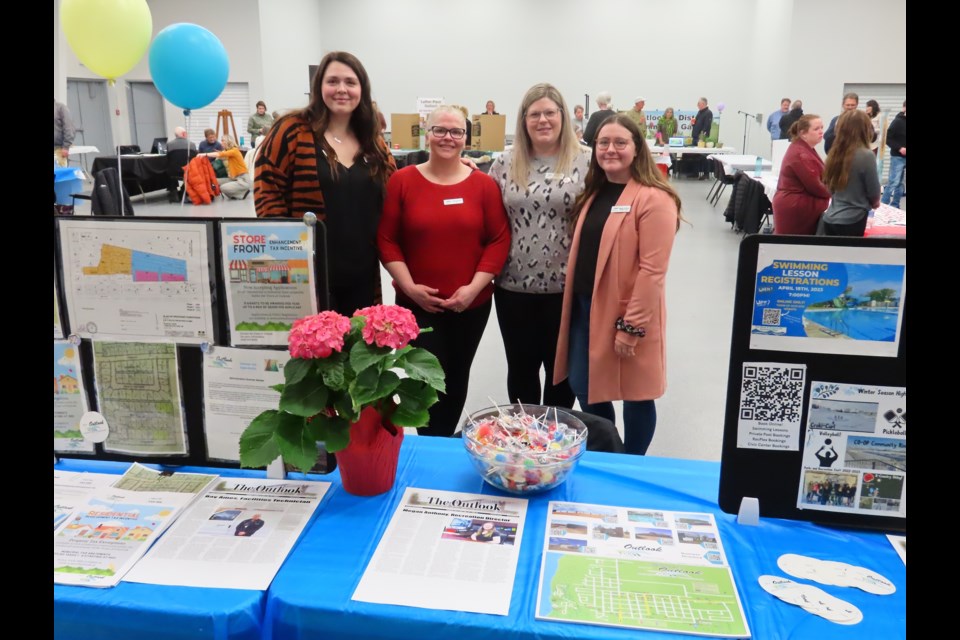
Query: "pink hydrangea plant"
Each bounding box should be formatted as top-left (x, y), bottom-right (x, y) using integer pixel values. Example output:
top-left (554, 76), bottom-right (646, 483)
top-left (287, 311), bottom-right (352, 359)
top-left (354, 305), bottom-right (420, 349)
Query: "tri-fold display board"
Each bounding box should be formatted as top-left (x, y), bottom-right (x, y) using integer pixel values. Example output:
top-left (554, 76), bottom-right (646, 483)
top-left (718, 234), bottom-right (906, 533)
top-left (53, 216), bottom-right (329, 468)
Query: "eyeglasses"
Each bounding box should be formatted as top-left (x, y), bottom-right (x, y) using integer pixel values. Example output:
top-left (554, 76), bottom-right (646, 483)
top-left (525, 109), bottom-right (562, 121)
top-left (429, 126), bottom-right (466, 140)
top-left (596, 138), bottom-right (631, 150)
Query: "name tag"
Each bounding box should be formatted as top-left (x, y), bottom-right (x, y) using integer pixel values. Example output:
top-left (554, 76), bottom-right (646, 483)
top-left (444, 198), bottom-right (464, 206)
top-left (545, 172), bottom-right (565, 181)
top-left (611, 205), bottom-right (631, 214)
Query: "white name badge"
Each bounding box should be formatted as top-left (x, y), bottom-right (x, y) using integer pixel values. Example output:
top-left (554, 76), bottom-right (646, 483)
top-left (611, 205), bottom-right (631, 214)
top-left (545, 172), bottom-right (565, 181)
top-left (444, 198), bottom-right (464, 206)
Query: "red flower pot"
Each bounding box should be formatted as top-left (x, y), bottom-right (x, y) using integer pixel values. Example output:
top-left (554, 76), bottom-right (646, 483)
top-left (335, 406), bottom-right (404, 496)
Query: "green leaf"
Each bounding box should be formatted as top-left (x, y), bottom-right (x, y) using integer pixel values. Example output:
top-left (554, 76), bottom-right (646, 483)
top-left (270, 383), bottom-right (285, 394)
top-left (350, 339), bottom-right (389, 374)
top-left (350, 368), bottom-right (401, 409)
top-left (239, 411), bottom-right (282, 468)
top-left (332, 392), bottom-right (359, 423)
top-left (391, 378), bottom-right (438, 427)
top-left (315, 359), bottom-right (346, 390)
top-left (397, 348), bottom-right (446, 393)
top-left (283, 358), bottom-right (313, 386)
top-left (279, 370), bottom-right (329, 417)
top-left (308, 413), bottom-right (352, 453)
top-left (275, 412), bottom-right (318, 472)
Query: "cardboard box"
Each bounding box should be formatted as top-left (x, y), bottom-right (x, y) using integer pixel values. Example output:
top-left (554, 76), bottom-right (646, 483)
top-left (390, 114), bottom-right (422, 149)
top-left (471, 114), bottom-right (506, 151)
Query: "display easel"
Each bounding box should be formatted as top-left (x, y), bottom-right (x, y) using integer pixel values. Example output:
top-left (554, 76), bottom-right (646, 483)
top-left (718, 234), bottom-right (906, 533)
top-left (215, 110), bottom-right (240, 145)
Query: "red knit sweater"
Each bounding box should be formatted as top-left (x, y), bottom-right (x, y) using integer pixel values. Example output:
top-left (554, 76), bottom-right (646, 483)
top-left (378, 166), bottom-right (510, 309)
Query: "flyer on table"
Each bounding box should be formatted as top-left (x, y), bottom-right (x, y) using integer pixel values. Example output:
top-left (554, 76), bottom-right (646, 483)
top-left (124, 477), bottom-right (330, 590)
top-left (54, 340), bottom-right (94, 453)
top-left (749, 243), bottom-right (905, 357)
top-left (220, 222), bottom-right (317, 347)
top-left (352, 487), bottom-right (528, 615)
top-left (54, 470), bottom-right (118, 530)
top-left (202, 346), bottom-right (290, 461)
top-left (57, 219), bottom-right (215, 344)
top-left (797, 382), bottom-right (906, 519)
top-left (536, 501), bottom-right (750, 638)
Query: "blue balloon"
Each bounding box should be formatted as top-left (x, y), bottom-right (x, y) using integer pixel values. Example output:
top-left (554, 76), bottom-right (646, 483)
top-left (149, 23), bottom-right (229, 110)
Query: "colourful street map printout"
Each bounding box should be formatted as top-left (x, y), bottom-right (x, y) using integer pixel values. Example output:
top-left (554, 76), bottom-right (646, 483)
top-left (537, 502), bottom-right (750, 637)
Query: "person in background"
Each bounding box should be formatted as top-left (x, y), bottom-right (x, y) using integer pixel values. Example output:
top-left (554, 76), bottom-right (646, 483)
top-left (690, 97), bottom-right (713, 179)
top-left (452, 105), bottom-right (473, 148)
top-left (583, 91), bottom-right (615, 148)
top-left (819, 109), bottom-right (881, 236)
top-left (484, 100), bottom-right (499, 115)
top-left (778, 100), bottom-right (804, 140)
top-left (880, 100), bottom-right (906, 209)
top-left (247, 100), bottom-right (274, 146)
top-left (167, 126), bottom-right (197, 153)
top-left (767, 98), bottom-right (791, 141)
top-left (656, 107), bottom-right (678, 146)
top-left (823, 92), bottom-right (859, 154)
top-left (771, 115), bottom-right (831, 235)
top-left (54, 99), bottom-right (76, 167)
top-left (554, 114), bottom-right (683, 455)
top-left (623, 97), bottom-right (648, 139)
top-left (572, 104), bottom-right (586, 141)
top-left (865, 99), bottom-right (882, 155)
top-left (378, 105), bottom-right (510, 437)
top-left (203, 135), bottom-right (250, 199)
top-left (255, 51), bottom-right (396, 315)
top-left (198, 128), bottom-right (223, 153)
top-left (487, 83), bottom-right (590, 409)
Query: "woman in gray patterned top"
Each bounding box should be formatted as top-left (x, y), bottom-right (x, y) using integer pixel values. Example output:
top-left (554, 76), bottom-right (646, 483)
top-left (488, 83), bottom-right (592, 408)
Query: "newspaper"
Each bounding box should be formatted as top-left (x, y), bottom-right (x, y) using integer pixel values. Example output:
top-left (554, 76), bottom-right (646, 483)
top-left (124, 477), bottom-right (331, 590)
top-left (536, 502), bottom-right (751, 637)
top-left (352, 487), bottom-right (528, 615)
top-left (54, 464), bottom-right (219, 588)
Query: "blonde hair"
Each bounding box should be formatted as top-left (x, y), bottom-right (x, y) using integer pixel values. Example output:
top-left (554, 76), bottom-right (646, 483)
top-left (426, 105), bottom-right (466, 128)
top-left (510, 83), bottom-right (585, 186)
top-left (221, 134), bottom-right (238, 150)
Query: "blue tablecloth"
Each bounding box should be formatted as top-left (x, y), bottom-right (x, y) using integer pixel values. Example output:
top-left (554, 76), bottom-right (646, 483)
top-left (54, 166), bottom-right (85, 205)
top-left (54, 439), bottom-right (907, 640)
top-left (265, 437), bottom-right (906, 640)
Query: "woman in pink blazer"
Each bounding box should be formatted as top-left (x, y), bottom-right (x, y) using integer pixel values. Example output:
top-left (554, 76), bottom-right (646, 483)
top-left (554, 113), bottom-right (682, 455)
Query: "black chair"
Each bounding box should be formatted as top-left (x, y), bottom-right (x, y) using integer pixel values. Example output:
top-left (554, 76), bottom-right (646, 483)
top-left (116, 144), bottom-right (141, 154)
top-left (708, 157), bottom-right (738, 207)
top-left (165, 148), bottom-right (199, 202)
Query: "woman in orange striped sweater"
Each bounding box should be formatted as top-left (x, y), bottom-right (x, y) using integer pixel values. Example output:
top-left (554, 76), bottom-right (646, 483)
top-left (255, 51), bottom-right (396, 315)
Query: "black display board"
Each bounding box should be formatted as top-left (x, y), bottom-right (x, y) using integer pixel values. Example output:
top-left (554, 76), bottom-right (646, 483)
top-left (718, 234), bottom-right (906, 533)
top-left (53, 216), bottom-right (329, 470)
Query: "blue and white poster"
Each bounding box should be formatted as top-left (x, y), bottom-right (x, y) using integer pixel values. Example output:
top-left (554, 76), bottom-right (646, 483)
top-left (750, 244), bottom-right (905, 357)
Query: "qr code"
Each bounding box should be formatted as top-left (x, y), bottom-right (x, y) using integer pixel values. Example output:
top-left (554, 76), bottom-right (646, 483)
top-left (761, 308), bottom-right (781, 326)
top-left (740, 364), bottom-right (804, 423)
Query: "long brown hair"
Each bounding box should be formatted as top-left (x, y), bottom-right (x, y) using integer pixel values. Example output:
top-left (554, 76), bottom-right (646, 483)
top-left (823, 109), bottom-right (873, 192)
top-left (289, 51), bottom-right (391, 186)
top-left (573, 113), bottom-right (683, 230)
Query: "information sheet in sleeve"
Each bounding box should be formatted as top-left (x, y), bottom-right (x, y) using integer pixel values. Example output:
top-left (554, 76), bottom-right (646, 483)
top-left (352, 487), bottom-right (528, 615)
top-left (92, 340), bottom-right (188, 455)
top-left (124, 477), bottom-right (330, 590)
top-left (202, 346), bottom-right (290, 461)
top-left (54, 340), bottom-right (94, 453)
top-left (536, 502), bottom-right (750, 638)
top-left (220, 222), bottom-right (317, 347)
top-left (797, 382), bottom-right (906, 519)
top-left (54, 273), bottom-right (64, 340)
top-left (56, 219), bottom-right (215, 344)
top-left (54, 463), bottom-right (219, 588)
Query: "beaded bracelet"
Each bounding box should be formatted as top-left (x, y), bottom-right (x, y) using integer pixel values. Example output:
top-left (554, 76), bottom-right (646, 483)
top-left (615, 317), bottom-right (646, 337)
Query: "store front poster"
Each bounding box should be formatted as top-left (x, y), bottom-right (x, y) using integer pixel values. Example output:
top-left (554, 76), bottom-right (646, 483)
top-left (749, 244), bottom-right (905, 357)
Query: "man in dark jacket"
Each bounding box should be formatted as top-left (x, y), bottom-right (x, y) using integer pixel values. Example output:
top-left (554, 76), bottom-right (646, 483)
top-left (823, 92), bottom-right (859, 153)
top-left (778, 100), bottom-right (804, 140)
top-left (690, 97), bottom-right (713, 179)
top-left (583, 91), bottom-right (615, 148)
top-left (880, 100), bottom-right (906, 209)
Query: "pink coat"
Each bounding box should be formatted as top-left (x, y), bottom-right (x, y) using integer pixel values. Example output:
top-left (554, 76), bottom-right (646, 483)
top-left (553, 180), bottom-right (678, 404)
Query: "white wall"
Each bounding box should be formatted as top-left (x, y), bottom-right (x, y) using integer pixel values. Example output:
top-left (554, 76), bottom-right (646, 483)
top-left (259, 0), bottom-right (325, 115)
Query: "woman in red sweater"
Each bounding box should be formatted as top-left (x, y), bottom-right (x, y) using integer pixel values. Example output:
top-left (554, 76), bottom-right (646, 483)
top-left (378, 105), bottom-right (510, 436)
top-left (772, 115), bottom-right (831, 235)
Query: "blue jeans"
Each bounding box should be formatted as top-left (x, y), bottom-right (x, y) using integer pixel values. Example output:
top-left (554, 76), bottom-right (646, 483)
top-left (568, 294), bottom-right (657, 455)
top-left (881, 156), bottom-right (906, 208)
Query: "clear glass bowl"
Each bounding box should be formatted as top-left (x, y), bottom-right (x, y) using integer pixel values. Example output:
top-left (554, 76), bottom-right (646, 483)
top-left (461, 404), bottom-right (587, 495)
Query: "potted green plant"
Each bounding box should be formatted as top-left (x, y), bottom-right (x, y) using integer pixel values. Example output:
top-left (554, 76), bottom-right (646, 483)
top-left (239, 305), bottom-right (445, 495)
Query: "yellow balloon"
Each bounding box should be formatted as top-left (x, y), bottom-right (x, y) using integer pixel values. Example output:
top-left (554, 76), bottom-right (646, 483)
top-left (60, 0), bottom-right (152, 81)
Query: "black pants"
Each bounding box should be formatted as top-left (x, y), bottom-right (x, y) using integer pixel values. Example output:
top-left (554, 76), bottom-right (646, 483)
top-left (821, 216), bottom-right (868, 237)
top-left (494, 287), bottom-right (574, 408)
top-left (402, 299), bottom-right (491, 436)
top-left (329, 277), bottom-right (377, 316)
